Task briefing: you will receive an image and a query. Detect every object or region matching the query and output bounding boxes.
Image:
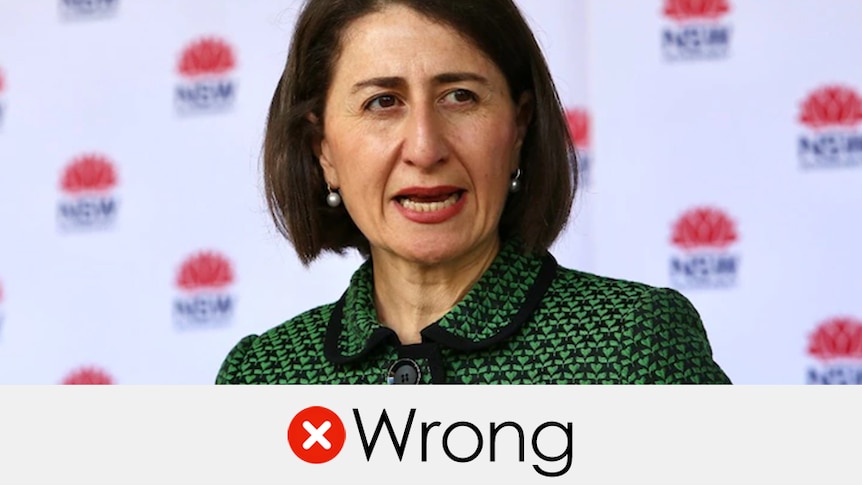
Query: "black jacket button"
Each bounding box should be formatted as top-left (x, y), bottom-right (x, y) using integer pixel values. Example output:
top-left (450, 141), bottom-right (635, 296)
top-left (387, 358), bottom-right (421, 384)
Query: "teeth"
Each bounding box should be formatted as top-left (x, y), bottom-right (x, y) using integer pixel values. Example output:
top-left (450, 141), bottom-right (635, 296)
top-left (399, 193), bottom-right (459, 212)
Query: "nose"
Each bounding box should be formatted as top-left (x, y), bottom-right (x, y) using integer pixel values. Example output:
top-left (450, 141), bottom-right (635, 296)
top-left (401, 104), bottom-right (449, 169)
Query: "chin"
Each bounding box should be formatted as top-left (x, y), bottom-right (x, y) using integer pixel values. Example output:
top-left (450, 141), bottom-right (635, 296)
top-left (404, 245), bottom-right (461, 267)
top-left (391, 238), bottom-right (471, 267)
top-left (404, 231), bottom-right (503, 269)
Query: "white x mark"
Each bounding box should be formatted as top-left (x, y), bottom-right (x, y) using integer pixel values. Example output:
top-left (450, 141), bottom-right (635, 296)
top-left (302, 420), bottom-right (332, 450)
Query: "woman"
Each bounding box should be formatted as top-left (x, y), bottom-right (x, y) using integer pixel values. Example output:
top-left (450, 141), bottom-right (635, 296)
top-left (216, 0), bottom-right (731, 384)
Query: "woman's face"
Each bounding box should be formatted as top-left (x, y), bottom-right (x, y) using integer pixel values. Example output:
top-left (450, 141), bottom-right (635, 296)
top-left (318, 5), bottom-right (530, 267)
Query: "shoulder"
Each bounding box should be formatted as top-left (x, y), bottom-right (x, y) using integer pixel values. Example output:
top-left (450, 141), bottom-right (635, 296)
top-left (544, 264), bottom-right (731, 384)
top-left (215, 302), bottom-right (335, 384)
top-left (541, 265), bottom-right (694, 334)
top-left (544, 265), bottom-right (667, 314)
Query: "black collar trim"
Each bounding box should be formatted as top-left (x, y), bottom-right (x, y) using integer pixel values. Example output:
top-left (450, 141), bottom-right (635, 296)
top-left (419, 253), bottom-right (557, 351)
top-left (323, 252), bottom-right (558, 364)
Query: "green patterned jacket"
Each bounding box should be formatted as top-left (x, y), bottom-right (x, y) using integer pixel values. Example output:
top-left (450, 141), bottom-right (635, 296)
top-left (216, 240), bottom-right (731, 384)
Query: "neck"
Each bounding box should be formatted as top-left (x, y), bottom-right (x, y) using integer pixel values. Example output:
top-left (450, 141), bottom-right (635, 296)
top-left (371, 239), bottom-right (501, 345)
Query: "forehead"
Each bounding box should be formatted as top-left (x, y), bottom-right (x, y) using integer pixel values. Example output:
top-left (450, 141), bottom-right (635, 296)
top-left (332, 5), bottom-right (501, 83)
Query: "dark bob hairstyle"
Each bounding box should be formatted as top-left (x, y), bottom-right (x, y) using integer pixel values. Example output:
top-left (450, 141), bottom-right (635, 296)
top-left (264, 0), bottom-right (577, 265)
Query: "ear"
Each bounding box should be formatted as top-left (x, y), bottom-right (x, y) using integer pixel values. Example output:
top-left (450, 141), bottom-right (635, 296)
top-left (318, 136), bottom-right (340, 188)
top-left (511, 91), bottom-right (534, 172)
top-left (514, 91), bottom-right (534, 149)
top-left (308, 113), bottom-right (340, 187)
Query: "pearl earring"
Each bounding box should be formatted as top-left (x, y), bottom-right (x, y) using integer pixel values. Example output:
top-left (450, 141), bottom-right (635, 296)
top-left (509, 168), bottom-right (522, 193)
top-left (326, 184), bottom-right (342, 207)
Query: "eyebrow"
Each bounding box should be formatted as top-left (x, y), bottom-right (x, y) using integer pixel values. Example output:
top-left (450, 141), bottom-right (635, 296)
top-left (350, 72), bottom-right (491, 94)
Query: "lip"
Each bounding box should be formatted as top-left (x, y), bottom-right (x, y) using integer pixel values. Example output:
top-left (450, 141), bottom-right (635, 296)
top-left (392, 186), bottom-right (467, 224)
top-left (394, 185), bottom-right (462, 198)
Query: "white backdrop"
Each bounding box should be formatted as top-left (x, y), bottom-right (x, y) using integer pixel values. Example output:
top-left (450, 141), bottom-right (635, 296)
top-left (0, 0), bottom-right (859, 384)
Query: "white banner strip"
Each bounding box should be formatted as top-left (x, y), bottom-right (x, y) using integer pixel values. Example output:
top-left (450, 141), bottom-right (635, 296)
top-left (0, 386), bottom-right (857, 483)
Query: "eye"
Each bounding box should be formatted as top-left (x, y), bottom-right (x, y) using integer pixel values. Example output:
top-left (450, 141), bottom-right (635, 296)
top-left (365, 94), bottom-right (400, 111)
top-left (442, 89), bottom-right (477, 104)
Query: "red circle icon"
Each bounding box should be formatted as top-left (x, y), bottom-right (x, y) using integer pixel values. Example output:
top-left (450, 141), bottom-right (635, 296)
top-left (287, 406), bottom-right (346, 464)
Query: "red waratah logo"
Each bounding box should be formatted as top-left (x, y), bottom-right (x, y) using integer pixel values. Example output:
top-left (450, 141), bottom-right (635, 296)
top-left (178, 37), bottom-right (235, 78)
top-left (177, 251), bottom-right (234, 291)
top-left (565, 109), bottom-right (590, 150)
top-left (671, 207), bottom-right (738, 250)
top-left (62, 366), bottom-right (114, 385)
top-left (60, 154), bottom-right (118, 194)
top-left (173, 250), bottom-right (236, 327)
top-left (664, 0), bottom-right (730, 20)
top-left (808, 317), bottom-right (862, 362)
top-left (799, 85), bottom-right (862, 130)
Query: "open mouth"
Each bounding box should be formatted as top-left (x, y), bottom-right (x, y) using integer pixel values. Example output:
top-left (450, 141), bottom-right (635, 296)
top-left (396, 190), bottom-right (464, 212)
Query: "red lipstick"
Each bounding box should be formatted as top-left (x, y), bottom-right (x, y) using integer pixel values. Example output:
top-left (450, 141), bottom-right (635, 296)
top-left (393, 186), bottom-right (467, 224)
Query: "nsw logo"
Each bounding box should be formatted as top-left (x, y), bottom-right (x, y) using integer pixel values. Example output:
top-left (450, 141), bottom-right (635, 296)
top-left (61, 366), bottom-right (115, 384)
top-left (797, 85), bottom-right (862, 169)
top-left (57, 154), bottom-right (120, 231)
top-left (661, 0), bottom-right (732, 61)
top-left (59, 0), bottom-right (119, 20)
top-left (806, 317), bottom-right (862, 384)
top-left (565, 108), bottom-right (591, 188)
top-left (174, 37), bottom-right (237, 114)
top-left (669, 207), bottom-right (739, 289)
top-left (173, 250), bottom-right (235, 328)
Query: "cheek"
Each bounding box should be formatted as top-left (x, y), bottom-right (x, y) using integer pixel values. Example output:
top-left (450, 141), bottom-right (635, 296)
top-left (328, 125), bottom-right (394, 182)
top-left (476, 125), bottom-right (520, 176)
top-left (339, 163), bottom-right (389, 208)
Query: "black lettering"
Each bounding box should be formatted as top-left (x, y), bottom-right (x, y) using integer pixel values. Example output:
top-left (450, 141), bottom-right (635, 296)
top-left (441, 422), bottom-right (483, 463)
top-left (420, 421), bottom-right (441, 462)
top-left (532, 421), bottom-right (573, 478)
top-left (489, 421), bottom-right (524, 462)
top-left (353, 408), bottom-right (415, 461)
